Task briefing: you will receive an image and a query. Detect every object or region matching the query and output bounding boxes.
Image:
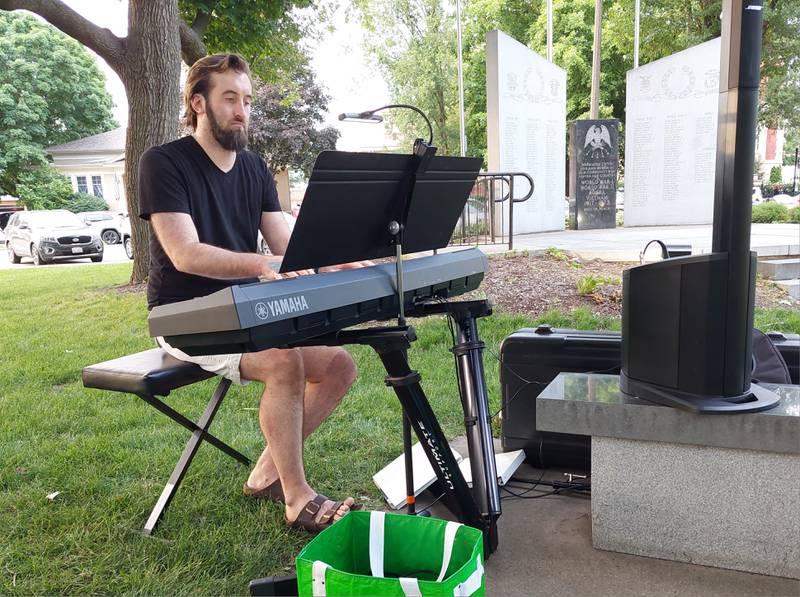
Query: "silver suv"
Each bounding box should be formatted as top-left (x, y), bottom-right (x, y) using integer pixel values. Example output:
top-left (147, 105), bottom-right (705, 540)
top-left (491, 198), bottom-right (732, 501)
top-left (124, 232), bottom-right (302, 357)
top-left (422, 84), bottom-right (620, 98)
top-left (5, 210), bottom-right (104, 265)
top-left (79, 210), bottom-right (124, 244)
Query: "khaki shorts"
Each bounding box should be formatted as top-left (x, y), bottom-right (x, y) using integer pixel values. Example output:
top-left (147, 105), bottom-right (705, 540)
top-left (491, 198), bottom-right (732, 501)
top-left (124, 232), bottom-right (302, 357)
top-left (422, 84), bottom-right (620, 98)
top-left (156, 336), bottom-right (248, 385)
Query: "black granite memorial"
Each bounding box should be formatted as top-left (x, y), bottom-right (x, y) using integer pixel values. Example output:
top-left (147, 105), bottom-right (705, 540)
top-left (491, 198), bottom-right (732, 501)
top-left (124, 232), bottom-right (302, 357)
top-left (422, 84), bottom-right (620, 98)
top-left (568, 119), bottom-right (618, 229)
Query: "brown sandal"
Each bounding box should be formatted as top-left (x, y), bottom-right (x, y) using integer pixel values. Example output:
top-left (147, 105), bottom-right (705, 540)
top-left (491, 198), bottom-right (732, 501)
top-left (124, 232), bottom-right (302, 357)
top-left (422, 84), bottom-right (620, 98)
top-left (243, 479), bottom-right (285, 503)
top-left (285, 494), bottom-right (351, 534)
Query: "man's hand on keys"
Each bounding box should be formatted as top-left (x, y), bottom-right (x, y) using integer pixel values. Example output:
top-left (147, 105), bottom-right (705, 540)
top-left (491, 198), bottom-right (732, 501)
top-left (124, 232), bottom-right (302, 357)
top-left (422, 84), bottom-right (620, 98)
top-left (259, 257), bottom-right (313, 281)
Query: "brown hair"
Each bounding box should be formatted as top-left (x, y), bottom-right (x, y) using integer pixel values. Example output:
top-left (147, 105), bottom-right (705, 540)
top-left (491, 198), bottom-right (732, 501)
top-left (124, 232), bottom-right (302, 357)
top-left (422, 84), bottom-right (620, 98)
top-left (182, 53), bottom-right (252, 130)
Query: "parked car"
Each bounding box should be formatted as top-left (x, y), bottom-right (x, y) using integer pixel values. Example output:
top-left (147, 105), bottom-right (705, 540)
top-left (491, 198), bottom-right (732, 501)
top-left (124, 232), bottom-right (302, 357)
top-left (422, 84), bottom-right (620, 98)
top-left (770, 193), bottom-right (800, 209)
top-left (5, 209), bottom-right (103, 265)
top-left (120, 214), bottom-right (133, 260)
top-left (79, 211), bottom-right (125, 245)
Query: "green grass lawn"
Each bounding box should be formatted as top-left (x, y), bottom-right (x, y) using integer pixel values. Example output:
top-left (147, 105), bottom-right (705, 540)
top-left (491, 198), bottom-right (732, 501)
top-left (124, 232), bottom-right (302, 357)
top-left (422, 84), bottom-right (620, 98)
top-left (0, 264), bottom-right (797, 595)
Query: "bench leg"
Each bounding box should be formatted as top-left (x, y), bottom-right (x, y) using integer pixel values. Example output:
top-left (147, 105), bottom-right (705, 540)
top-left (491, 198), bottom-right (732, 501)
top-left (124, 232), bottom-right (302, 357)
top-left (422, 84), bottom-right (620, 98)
top-left (138, 391), bottom-right (250, 465)
top-left (143, 377), bottom-right (244, 535)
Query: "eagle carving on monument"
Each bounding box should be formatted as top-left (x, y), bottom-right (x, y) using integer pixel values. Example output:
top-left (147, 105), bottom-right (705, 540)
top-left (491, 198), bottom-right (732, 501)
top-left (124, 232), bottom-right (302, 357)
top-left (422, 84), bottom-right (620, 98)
top-left (584, 125), bottom-right (612, 159)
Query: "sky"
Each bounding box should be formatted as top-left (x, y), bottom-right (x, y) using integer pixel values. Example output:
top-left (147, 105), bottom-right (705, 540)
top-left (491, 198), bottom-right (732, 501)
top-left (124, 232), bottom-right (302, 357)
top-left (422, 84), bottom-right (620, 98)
top-left (53, 0), bottom-right (394, 151)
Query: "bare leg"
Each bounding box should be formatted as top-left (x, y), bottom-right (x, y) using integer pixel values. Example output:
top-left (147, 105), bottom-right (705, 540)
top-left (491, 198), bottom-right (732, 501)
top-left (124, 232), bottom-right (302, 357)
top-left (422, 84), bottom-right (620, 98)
top-left (246, 346), bottom-right (357, 490)
top-left (240, 346), bottom-right (358, 524)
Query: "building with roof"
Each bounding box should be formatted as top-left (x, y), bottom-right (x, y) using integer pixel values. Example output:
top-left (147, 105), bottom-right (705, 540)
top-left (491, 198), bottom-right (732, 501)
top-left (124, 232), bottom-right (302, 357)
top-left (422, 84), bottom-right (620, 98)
top-left (46, 127), bottom-right (294, 214)
top-left (47, 127), bottom-right (127, 213)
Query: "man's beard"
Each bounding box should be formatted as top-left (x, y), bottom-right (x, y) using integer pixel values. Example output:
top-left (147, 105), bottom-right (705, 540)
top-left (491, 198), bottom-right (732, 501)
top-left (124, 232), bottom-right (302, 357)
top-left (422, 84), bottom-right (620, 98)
top-left (207, 104), bottom-right (248, 152)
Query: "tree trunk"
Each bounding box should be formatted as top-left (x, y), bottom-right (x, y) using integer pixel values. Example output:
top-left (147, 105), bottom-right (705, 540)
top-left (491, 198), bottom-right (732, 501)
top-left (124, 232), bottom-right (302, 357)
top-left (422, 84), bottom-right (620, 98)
top-left (589, 0), bottom-right (602, 119)
top-left (121, 0), bottom-right (182, 284)
top-left (0, 0), bottom-right (206, 285)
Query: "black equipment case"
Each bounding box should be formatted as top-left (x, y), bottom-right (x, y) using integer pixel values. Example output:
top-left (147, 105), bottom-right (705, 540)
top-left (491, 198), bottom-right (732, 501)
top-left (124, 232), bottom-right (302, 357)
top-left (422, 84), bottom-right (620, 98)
top-left (500, 325), bottom-right (799, 472)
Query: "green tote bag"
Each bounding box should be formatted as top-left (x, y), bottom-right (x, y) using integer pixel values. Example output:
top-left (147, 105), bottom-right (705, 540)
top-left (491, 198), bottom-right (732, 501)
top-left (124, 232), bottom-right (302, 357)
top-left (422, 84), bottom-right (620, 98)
top-left (296, 510), bottom-right (485, 596)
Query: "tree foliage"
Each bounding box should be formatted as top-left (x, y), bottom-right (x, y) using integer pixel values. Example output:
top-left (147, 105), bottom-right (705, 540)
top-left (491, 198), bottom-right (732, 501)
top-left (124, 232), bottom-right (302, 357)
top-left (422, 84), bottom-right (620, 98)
top-left (14, 166), bottom-right (73, 210)
top-left (354, 0), bottom-right (461, 155)
top-left (365, 0), bottom-right (799, 165)
top-left (0, 0), bottom-right (327, 283)
top-left (179, 0), bottom-right (319, 83)
top-left (784, 128), bottom-right (799, 165)
top-left (14, 165), bottom-right (110, 212)
top-left (459, 0), bottom-right (543, 161)
top-left (0, 12), bottom-right (116, 196)
top-left (532, 0), bottom-right (625, 121)
top-left (603, 0), bottom-right (800, 131)
top-left (248, 70), bottom-right (339, 176)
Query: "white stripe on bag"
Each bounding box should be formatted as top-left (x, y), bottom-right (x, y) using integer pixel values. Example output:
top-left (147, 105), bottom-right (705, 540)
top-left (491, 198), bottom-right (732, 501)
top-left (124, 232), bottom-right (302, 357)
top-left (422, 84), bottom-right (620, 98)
top-left (369, 511), bottom-right (386, 578)
top-left (453, 555), bottom-right (484, 596)
top-left (312, 560), bottom-right (331, 597)
top-left (437, 521), bottom-right (462, 582)
top-left (399, 576), bottom-right (422, 596)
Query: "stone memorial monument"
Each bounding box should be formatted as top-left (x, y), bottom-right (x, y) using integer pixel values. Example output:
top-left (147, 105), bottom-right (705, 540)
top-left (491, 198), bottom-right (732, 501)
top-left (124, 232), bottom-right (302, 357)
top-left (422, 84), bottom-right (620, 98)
top-left (624, 38), bottom-right (721, 226)
top-left (486, 30), bottom-right (567, 234)
top-left (568, 119), bottom-right (619, 229)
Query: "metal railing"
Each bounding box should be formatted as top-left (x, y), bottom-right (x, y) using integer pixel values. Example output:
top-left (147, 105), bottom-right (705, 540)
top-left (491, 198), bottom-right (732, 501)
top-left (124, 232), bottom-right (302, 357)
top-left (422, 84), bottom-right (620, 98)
top-left (450, 171), bottom-right (534, 249)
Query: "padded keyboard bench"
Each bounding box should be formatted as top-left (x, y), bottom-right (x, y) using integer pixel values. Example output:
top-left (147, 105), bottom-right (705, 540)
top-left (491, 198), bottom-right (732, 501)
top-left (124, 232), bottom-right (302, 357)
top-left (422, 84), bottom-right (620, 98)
top-left (82, 348), bottom-right (250, 534)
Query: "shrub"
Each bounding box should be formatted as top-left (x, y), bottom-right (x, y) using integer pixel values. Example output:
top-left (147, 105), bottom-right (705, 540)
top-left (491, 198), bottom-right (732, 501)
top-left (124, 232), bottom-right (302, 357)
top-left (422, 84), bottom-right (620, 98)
top-left (545, 246), bottom-right (568, 260)
top-left (67, 192), bottom-right (109, 213)
top-left (576, 274), bottom-right (620, 296)
top-left (15, 166), bottom-right (72, 210)
top-left (789, 207), bottom-right (800, 223)
top-left (769, 165), bottom-right (782, 184)
top-left (751, 202), bottom-right (789, 223)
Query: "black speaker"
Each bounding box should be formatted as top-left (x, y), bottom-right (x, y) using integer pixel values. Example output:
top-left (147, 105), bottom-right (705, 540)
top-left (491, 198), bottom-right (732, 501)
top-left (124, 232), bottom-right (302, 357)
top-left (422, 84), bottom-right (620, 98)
top-left (620, 0), bottom-right (781, 414)
top-left (621, 252), bottom-right (778, 412)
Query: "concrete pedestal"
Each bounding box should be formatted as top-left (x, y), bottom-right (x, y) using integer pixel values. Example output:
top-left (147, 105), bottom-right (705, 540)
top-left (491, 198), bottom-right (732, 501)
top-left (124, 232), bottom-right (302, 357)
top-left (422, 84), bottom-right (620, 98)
top-left (537, 373), bottom-right (800, 579)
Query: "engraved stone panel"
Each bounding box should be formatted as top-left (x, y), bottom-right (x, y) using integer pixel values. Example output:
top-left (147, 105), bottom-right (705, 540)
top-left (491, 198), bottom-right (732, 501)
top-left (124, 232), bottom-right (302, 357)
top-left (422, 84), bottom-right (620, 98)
top-left (487, 30), bottom-right (567, 234)
top-left (624, 38), bottom-right (720, 226)
top-left (569, 119), bottom-right (619, 229)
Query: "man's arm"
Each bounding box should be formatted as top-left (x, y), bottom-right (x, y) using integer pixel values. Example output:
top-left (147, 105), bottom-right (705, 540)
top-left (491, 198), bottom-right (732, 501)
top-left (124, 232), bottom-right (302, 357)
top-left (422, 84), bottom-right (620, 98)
top-left (151, 212), bottom-right (281, 280)
top-left (260, 210), bottom-right (371, 272)
top-left (259, 211), bottom-right (292, 256)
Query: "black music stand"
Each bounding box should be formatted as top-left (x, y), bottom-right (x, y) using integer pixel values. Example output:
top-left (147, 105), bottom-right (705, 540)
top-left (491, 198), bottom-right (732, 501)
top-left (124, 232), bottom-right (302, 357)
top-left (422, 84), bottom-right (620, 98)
top-left (279, 149), bottom-right (502, 550)
top-left (280, 150), bottom-right (482, 272)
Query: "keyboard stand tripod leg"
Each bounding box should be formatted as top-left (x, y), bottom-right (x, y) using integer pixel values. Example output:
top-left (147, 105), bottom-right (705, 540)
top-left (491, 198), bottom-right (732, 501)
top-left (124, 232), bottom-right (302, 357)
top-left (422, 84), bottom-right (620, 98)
top-left (450, 311), bottom-right (502, 553)
top-left (402, 413), bottom-right (416, 514)
top-left (378, 347), bottom-right (485, 533)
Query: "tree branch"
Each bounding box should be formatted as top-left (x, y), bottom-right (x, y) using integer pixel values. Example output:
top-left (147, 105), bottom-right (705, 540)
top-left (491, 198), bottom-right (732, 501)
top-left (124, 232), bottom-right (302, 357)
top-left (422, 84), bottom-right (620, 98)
top-left (179, 18), bottom-right (207, 66)
top-left (190, 10), bottom-right (213, 36)
top-left (0, 0), bottom-right (124, 73)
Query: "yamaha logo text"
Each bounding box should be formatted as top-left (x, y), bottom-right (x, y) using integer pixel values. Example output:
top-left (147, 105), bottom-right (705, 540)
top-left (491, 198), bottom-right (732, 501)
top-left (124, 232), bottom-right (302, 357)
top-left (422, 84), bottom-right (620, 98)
top-left (254, 295), bottom-right (310, 320)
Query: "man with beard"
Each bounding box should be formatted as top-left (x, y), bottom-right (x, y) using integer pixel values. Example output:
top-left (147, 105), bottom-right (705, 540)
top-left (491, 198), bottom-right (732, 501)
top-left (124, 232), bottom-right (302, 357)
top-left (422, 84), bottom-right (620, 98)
top-left (138, 54), bottom-right (363, 534)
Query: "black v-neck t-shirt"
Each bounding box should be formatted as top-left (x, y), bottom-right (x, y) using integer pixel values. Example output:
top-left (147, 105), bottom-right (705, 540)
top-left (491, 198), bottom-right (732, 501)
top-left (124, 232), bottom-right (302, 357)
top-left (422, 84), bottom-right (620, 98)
top-left (138, 136), bottom-right (281, 309)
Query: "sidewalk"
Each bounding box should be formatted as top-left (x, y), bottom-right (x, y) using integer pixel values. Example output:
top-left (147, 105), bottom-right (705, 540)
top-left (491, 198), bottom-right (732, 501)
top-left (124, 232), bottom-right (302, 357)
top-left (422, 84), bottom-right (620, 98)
top-left (473, 223), bottom-right (800, 261)
top-left (426, 438), bottom-right (800, 597)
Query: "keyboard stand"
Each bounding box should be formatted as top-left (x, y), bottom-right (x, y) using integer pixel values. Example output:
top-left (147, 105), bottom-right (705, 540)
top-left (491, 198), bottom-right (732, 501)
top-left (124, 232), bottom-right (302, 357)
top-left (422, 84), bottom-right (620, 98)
top-left (292, 298), bottom-right (501, 555)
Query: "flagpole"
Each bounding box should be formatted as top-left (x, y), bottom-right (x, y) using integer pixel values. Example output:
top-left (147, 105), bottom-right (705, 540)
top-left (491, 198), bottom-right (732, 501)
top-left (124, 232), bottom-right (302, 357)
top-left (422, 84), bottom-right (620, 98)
top-left (547, 0), bottom-right (553, 61)
top-left (456, 0), bottom-right (467, 156)
top-left (634, 0), bottom-right (640, 68)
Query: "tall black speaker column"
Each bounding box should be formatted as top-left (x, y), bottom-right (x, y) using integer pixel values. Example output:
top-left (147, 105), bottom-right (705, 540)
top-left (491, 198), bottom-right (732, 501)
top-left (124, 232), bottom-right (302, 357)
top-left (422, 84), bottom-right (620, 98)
top-left (620, 0), bottom-right (781, 413)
